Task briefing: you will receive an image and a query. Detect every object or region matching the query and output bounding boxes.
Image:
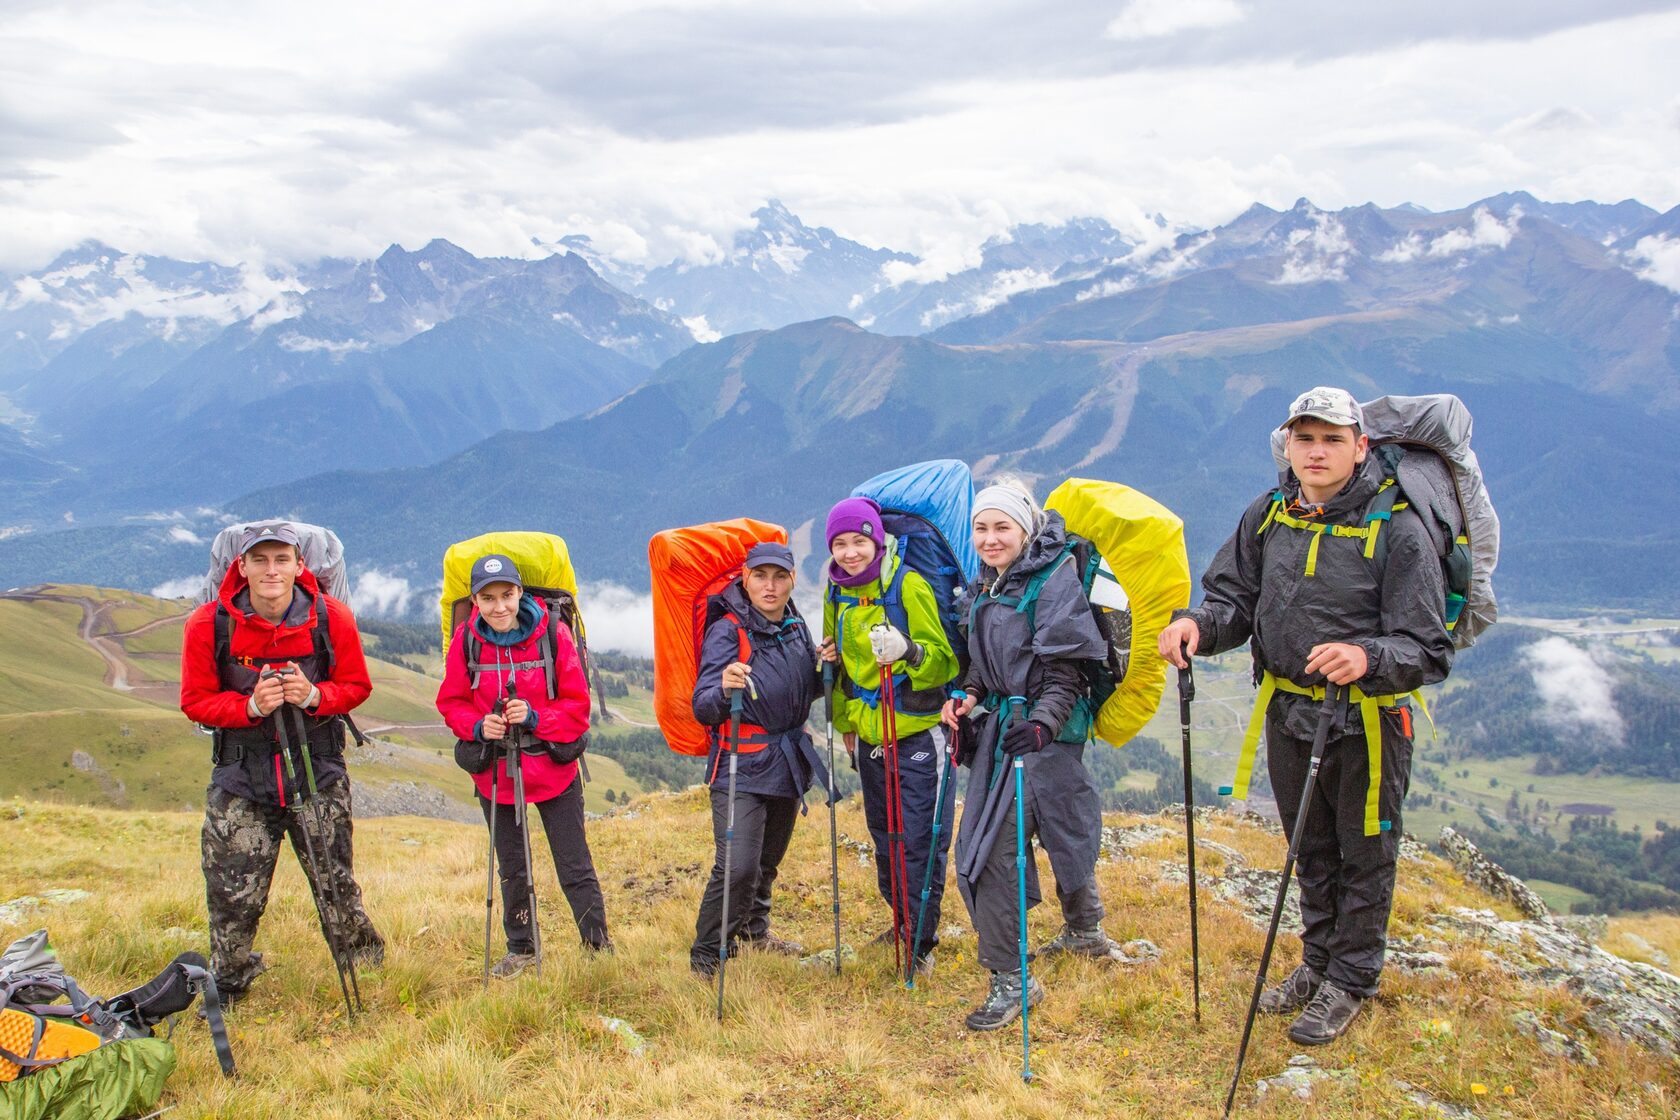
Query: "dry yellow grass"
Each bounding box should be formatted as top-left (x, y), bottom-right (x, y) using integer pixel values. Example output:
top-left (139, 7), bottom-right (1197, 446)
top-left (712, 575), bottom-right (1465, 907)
top-left (1, 793), bottom-right (1675, 1119)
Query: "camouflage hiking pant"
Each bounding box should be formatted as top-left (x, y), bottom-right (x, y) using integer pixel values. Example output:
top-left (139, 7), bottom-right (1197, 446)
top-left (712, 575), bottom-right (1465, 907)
top-left (201, 779), bottom-right (383, 997)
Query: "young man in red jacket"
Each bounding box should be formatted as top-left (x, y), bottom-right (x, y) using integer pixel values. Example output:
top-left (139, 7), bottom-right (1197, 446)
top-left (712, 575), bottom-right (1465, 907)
top-left (180, 523), bottom-right (384, 1003)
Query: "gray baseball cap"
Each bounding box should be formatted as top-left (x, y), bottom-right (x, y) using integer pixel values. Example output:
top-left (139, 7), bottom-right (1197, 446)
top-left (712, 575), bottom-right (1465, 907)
top-left (1282, 386), bottom-right (1363, 430)
top-left (239, 522), bottom-right (301, 554)
top-left (469, 553), bottom-right (523, 596)
top-left (744, 541), bottom-right (796, 571)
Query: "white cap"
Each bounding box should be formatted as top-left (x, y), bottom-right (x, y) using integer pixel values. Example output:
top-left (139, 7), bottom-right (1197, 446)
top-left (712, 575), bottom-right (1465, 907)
top-left (1282, 386), bottom-right (1362, 430)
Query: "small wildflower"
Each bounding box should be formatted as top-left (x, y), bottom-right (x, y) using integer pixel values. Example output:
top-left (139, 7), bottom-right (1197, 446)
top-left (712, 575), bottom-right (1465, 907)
top-left (1471, 1083), bottom-right (1488, 1095)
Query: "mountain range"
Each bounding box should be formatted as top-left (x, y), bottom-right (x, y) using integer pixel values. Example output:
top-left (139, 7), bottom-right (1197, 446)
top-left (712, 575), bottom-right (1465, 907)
top-left (2, 190), bottom-right (1678, 615)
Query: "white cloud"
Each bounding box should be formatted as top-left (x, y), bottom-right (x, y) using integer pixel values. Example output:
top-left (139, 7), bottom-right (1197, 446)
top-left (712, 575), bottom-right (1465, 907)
top-left (1627, 234), bottom-right (1680, 294)
top-left (167, 526), bottom-right (203, 544)
top-left (1378, 206), bottom-right (1520, 263)
top-left (682, 314), bottom-right (722, 343)
top-left (1274, 212), bottom-right (1354, 284)
top-left (277, 333), bottom-right (371, 355)
top-left (1106, 0), bottom-right (1246, 41)
top-left (150, 575), bottom-right (201, 600)
top-left (1522, 636), bottom-right (1625, 745)
top-left (352, 568), bottom-right (416, 617)
top-left (579, 581), bottom-right (653, 657)
top-left (1076, 276), bottom-right (1137, 301)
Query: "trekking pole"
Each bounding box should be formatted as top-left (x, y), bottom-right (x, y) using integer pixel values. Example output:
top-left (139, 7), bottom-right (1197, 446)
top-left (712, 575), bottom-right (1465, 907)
top-left (907, 723), bottom-right (955, 990)
top-left (716, 686), bottom-right (744, 1020)
top-left (504, 680), bottom-right (542, 981)
top-left (1013, 755), bottom-right (1032, 1084)
top-left (483, 745), bottom-right (500, 992)
top-left (264, 671), bottom-right (358, 1020)
top-left (879, 668), bottom-right (911, 981)
top-left (290, 704), bottom-right (363, 1014)
top-left (1177, 647), bottom-right (1201, 1023)
top-left (1222, 684), bottom-right (1347, 1117)
top-left (823, 663), bottom-right (842, 976)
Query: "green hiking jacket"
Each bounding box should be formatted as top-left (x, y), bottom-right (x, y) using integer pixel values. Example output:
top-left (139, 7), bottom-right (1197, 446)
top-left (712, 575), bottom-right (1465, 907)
top-left (823, 536), bottom-right (959, 745)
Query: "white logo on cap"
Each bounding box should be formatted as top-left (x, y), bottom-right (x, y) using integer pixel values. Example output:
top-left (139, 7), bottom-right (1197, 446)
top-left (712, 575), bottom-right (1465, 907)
top-left (484, 559), bottom-right (503, 574)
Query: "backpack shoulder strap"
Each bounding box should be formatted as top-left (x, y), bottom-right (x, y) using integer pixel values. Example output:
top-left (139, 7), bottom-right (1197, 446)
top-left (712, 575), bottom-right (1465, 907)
top-left (311, 599), bottom-right (336, 675)
top-left (720, 611), bottom-right (753, 664)
top-left (880, 557), bottom-right (913, 637)
top-left (213, 605), bottom-right (232, 669)
top-left (1017, 544), bottom-right (1074, 629)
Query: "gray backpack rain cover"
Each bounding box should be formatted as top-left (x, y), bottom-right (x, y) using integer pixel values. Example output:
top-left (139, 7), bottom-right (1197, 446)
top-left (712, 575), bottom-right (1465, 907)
top-left (198, 519), bottom-right (351, 605)
top-left (1271, 393), bottom-right (1499, 648)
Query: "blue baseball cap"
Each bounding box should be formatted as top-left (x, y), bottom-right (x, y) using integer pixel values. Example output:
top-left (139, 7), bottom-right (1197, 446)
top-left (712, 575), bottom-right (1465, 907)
top-left (469, 553), bottom-right (523, 595)
top-left (744, 541), bottom-right (795, 571)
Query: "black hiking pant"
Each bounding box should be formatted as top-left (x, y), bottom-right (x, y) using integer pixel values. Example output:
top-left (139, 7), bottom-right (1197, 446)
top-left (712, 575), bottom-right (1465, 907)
top-left (858, 725), bottom-right (956, 956)
top-left (1267, 707), bottom-right (1413, 999)
top-left (690, 789), bottom-right (801, 965)
top-left (201, 779), bottom-right (383, 997)
top-left (480, 779), bottom-right (609, 953)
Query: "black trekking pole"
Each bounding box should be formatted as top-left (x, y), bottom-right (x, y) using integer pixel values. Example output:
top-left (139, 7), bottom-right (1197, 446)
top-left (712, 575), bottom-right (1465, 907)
top-left (823, 663), bottom-right (842, 976)
top-left (1177, 647), bottom-right (1201, 1023)
top-left (716, 686), bottom-right (744, 1020)
top-left (483, 738), bottom-right (501, 992)
top-left (504, 679), bottom-right (542, 981)
top-left (1222, 683), bottom-right (1347, 1117)
top-left (265, 669), bottom-right (359, 1020)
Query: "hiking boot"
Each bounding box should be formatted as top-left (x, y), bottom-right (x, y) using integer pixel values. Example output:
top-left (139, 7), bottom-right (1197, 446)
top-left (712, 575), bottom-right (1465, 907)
top-left (584, 939), bottom-right (614, 956)
top-left (1287, 980), bottom-right (1365, 1045)
top-left (963, 970), bottom-right (1045, 1032)
top-left (1038, 924), bottom-right (1123, 961)
top-left (489, 952), bottom-right (537, 981)
top-left (1258, 963), bottom-right (1322, 1016)
top-left (868, 927), bottom-right (900, 947)
top-left (690, 955), bottom-right (720, 979)
top-left (351, 942), bottom-right (385, 969)
top-left (742, 932), bottom-right (804, 957)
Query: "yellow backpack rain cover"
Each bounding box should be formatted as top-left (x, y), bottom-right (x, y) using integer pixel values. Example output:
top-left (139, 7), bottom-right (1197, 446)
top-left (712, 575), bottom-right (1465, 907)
top-left (439, 531), bottom-right (581, 655)
top-left (1045, 479), bottom-right (1192, 747)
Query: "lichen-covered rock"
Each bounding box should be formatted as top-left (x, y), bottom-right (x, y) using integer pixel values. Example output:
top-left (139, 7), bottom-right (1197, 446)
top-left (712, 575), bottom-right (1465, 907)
top-left (1254, 1054), bottom-right (1351, 1101)
top-left (1392, 1079), bottom-right (1481, 1119)
top-left (1438, 827), bottom-right (1551, 923)
top-left (1554, 914), bottom-right (1608, 944)
top-left (1100, 822), bottom-right (1171, 859)
top-left (1511, 1009), bottom-right (1598, 1066)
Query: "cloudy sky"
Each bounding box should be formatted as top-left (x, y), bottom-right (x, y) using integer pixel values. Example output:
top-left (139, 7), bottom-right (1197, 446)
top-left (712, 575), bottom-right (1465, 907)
top-left (4, 0), bottom-right (1679, 276)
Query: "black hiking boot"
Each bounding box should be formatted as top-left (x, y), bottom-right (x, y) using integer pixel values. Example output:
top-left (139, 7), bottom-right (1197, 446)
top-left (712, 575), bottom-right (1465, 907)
top-left (1287, 980), bottom-right (1365, 1045)
top-left (963, 970), bottom-right (1044, 1032)
top-left (1258, 963), bottom-right (1322, 1015)
top-left (1037, 924), bottom-right (1125, 961)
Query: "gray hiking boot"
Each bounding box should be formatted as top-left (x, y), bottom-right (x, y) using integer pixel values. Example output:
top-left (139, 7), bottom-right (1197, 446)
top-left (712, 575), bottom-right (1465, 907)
top-left (963, 970), bottom-right (1045, 1032)
top-left (742, 932), bottom-right (804, 957)
top-left (1037, 924), bottom-right (1124, 961)
top-left (1258, 963), bottom-right (1322, 1015)
top-left (489, 951), bottom-right (537, 981)
top-left (1287, 980), bottom-right (1365, 1045)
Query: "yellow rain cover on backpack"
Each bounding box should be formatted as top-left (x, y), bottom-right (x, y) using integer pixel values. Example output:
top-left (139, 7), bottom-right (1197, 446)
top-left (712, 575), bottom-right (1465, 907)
top-left (439, 531), bottom-right (581, 655)
top-left (1045, 479), bottom-right (1192, 748)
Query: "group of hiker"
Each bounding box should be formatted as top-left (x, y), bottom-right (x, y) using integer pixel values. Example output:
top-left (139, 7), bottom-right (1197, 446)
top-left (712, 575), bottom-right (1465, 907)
top-left (175, 383), bottom-right (1486, 1070)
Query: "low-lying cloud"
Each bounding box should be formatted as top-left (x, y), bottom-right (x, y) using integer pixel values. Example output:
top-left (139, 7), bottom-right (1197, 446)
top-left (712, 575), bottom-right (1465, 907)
top-left (150, 575), bottom-right (201, 601)
top-left (1522, 635), bottom-right (1625, 745)
top-left (352, 569), bottom-right (419, 617)
top-left (1629, 234), bottom-right (1680, 294)
top-left (579, 581), bottom-right (654, 658)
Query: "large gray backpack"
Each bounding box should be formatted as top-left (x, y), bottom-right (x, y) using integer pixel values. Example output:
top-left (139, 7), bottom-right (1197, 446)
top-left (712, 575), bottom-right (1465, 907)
top-left (198, 519), bottom-right (350, 605)
top-left (1270, 392), bottom-right (1499, 648)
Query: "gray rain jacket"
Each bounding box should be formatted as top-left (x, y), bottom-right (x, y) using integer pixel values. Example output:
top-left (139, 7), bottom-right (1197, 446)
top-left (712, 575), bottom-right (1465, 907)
top-left (952, 512), bottom-right (1109, 901)
top-left (1182, 456), bottom-right (1454, 739)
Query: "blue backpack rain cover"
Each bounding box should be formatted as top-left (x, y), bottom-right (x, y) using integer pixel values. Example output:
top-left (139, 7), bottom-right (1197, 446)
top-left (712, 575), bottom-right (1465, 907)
top-left (848, 459), bottom-right (980, 680)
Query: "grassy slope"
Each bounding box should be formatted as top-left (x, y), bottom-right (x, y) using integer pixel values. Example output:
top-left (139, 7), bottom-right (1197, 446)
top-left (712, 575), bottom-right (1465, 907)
top-left (0, 796), bottom-right (1674, 1119)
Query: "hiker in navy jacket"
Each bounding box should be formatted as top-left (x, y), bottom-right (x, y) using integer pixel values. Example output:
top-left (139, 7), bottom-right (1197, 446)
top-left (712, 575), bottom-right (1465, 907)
top-left (689, 542), bottom-right (830, 975)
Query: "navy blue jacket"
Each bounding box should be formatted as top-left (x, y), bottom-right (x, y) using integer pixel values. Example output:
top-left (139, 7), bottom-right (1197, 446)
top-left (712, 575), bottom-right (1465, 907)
top-left (692, 580), bottom-right (828, 802)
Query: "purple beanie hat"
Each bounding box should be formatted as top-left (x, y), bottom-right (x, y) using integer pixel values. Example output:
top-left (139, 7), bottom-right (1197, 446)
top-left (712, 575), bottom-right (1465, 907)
top-left (826, 496), bottom-right (884, 547)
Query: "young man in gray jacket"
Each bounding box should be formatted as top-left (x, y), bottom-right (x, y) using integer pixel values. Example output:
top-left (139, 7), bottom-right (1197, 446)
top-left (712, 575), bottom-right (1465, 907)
top-left (1159, 387), bottom-right (1453, 1045)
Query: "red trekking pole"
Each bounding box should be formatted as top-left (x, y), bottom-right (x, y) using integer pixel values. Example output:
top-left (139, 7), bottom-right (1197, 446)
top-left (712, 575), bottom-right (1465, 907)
top-left (879, 668), bottom-right (912, 980)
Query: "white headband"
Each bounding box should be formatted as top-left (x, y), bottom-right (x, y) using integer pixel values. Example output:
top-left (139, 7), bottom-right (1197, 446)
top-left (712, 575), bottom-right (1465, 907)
top-left (974, 484), bottom-right (1039, 536)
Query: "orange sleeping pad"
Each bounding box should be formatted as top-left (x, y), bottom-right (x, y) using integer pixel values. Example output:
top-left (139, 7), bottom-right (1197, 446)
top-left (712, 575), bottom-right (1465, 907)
top-left (648, 518), bottom-right (786, 756)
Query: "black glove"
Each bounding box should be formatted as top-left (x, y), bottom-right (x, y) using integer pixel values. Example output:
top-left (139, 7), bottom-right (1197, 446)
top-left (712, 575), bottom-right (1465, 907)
top-left (953, 714), bottom-right (978, 768)
top-left (1000, 719), bottom-right (1049, 757)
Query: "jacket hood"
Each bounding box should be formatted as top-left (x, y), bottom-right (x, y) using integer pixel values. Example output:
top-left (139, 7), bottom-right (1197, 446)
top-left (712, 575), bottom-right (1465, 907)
top-left (991, 510), bottom-right (1072, 591)
top-left (216, 560), bottom-right (322, 628)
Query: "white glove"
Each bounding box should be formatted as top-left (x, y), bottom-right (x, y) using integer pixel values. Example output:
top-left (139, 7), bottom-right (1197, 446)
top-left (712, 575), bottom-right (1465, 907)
top-left (869, 623), bottom-right (911, 664)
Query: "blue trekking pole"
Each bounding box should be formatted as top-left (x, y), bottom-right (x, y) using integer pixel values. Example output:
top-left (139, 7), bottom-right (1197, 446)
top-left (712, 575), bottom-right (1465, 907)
top-left (823, 663), bottom-right (842, 976)
top-left (906, 725), bottom-right (955, 990)
top-left (716, 686), bottom-right (744, 1020)
top-left (1014, 755), bottom-right (1032, 1084)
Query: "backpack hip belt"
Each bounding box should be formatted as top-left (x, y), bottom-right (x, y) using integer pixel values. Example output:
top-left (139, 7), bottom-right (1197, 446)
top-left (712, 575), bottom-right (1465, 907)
top-left (212, 716), bottom-right (345, 766)
top-left (1223, 670), bottom-right (1433, 837)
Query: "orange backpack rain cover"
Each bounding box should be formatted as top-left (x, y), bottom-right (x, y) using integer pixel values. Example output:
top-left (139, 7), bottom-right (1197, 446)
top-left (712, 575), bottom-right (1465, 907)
top-left (649, 518), bottom-right (787, 756)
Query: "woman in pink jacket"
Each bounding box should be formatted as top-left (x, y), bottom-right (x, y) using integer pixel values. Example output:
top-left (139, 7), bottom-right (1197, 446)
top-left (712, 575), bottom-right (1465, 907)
top-left (436, 553), bottom-right (610, 978)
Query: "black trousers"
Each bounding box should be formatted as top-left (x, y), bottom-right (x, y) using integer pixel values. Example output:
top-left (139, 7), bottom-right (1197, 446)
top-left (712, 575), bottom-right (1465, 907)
top-left (691, 788), bottom-right (801, 964)
top-left (858, 725), bottom-right (955, 956)
top-left (479, 779), bottom-right (609, 953)
top-left (1267, 706), bottom-right (1413, 998)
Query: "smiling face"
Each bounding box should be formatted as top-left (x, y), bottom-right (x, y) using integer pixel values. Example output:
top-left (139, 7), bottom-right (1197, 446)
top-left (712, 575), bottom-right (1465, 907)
top-left (743, 563), bottom-right (795, 620)
top-left (1286, 418), bottom-right (1369, 504)
top-left (830, 531), bottom-right (879, 577)
top-left (973, 511), bottom-right (1028, 573)
top-left (472, 582), bottom-right (523, 633)
top-left (237, 541), bottom-right (301, 612)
